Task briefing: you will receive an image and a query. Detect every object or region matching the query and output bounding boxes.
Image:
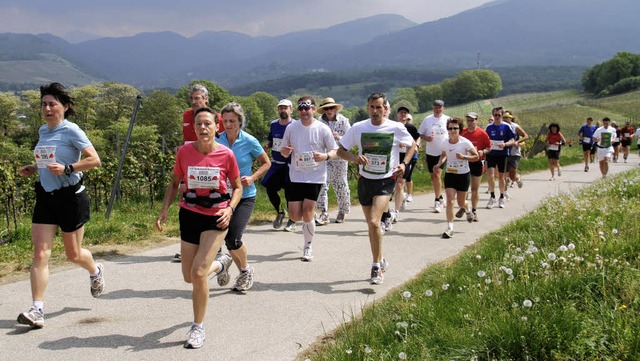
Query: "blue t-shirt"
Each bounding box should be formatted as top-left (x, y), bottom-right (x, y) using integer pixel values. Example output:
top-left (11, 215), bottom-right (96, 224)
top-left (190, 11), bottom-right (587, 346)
top-left (218, 130), bottom-right (265, 199)
top-left (268, 119), bottom-right (294, 164)
top-left (35, 120), bottom-right (92, 192)
top-left (578, 124), bottom-right (596, 144)
top-left (486, 122), bottom-right (515, 156)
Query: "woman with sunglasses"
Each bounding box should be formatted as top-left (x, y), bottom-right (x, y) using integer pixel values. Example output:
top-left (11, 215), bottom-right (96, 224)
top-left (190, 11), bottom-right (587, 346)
top-left (156, 107), bottom-right (242, 349)
top-left (433, 117), bottom-right (479, 238)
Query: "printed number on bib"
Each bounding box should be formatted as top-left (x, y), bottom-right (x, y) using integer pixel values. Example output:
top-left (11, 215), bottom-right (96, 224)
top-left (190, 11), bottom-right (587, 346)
top-left (34, 146), bottom-right (57, 168)
top-left (272, 138), bottom-right (283, 152)
top-left (548, 144), bottom-right (559, 151)
top-left (187, 166), bottom-right (220, 189)
top-left (296, 151), bottom-right (317, 168)
top-left (363, 153), bottom-right (388, 173)
top-left (490, 140), bottom-right (503, 150)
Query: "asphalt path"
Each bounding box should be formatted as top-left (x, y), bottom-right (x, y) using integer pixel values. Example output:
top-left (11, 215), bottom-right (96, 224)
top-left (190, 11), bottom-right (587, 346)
top-left (0, 154), bottom-right (637, 360)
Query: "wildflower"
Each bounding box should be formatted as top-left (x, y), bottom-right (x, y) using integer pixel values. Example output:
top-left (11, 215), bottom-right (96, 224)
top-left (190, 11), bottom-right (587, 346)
top-left (402, 291), bottom-right (412, 299)
top-left (485, 278), bottom-right (492, 284)
top-left (558, 245), bottom-right (568, 252)
top-left (364, 345), bottom-right (372, 354)
top-left (399, 352), bottom-right (407, 360)
top-left (345, 349), bottom-right (353, 354)
top-left (442, 284), bottom-right (450, 290)
top-left (505, 268), bottom-right (513, 275)
top-left (612, 229), bottom-right (619, 234)
top-left (477, 270), bottom-right (486, 277)
top-left (475, 255), bottom-right (482, 260)
top-left (618, 305), bottom-right (627, 311)
top-left (425, 290), bottom-right (433, 297)
top-left (523, 299), bottom-right (533, 308)
top-left (567, 243), bottom-right (575, 250)
top-left (515, 256), bottom-right (524, 263)
top-left (548, 252), bottom-right (557, 261)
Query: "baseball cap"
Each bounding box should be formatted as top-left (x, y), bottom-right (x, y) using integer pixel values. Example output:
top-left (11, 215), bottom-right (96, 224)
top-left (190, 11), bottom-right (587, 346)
top-left (466, 112), bottom-right (478, 119)
top-left (397, 106), bottom-right (411, 113)
top-left (277, 99), bottom-right (292, 107)
top-left (407, 114), bottom-right (413, 120)
top-left (433, 99), bottom-right (445, 106)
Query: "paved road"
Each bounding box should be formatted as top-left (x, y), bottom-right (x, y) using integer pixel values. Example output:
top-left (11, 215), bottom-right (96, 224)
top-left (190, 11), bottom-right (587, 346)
top-left (1, 155), bottom-right (637, 360)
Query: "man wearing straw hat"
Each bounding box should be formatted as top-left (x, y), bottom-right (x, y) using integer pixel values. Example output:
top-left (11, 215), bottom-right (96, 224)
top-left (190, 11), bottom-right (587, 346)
top-left (315, 97), bottom-right (351, 225)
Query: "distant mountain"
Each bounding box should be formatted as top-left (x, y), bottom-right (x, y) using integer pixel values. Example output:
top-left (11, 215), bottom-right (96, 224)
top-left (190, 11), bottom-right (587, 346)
top-left (0, 1), bottom-right (639, 91)
top-left (62, 30), bottom-right (101, 44)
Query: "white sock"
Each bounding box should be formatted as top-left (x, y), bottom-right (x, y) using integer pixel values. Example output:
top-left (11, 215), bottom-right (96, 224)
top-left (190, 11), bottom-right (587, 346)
top-left (372, 262), bottom-right (380, 269)
top-left (447, 222), bottom-right (454, 230)
top-left (33, 301), bottom-right (44, 312)
top-left (302, 221), bottom-right (315, 248)
top-left (192, 322), bottom-right (204, 329)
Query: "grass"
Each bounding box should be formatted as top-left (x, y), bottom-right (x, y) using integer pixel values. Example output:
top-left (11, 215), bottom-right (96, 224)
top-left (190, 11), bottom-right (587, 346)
top-left (300, 167), bottom-right (640, 360)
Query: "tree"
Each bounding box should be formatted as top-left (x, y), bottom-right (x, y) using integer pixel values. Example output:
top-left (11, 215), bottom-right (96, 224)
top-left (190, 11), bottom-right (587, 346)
top-left (0, 92), bottom-right (19, 137)
top-left (136, 89), bottom-right (182, 149)
top-left (414, 84), bottom-right (443, 113)
top-left (70, 84), bottom-right (100, 131)
top-left (582, 52), bottom-right (640, 95)
top-left (94, 82), bottom-right (140, 130)
top-left (391, 88), bottom-right (419, 114)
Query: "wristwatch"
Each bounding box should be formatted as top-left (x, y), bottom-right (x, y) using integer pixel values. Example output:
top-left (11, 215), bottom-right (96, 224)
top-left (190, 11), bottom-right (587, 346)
top-left (230, 206), bottom-right (236, 213)
top-left (64, 164), bottom-right (74, 176)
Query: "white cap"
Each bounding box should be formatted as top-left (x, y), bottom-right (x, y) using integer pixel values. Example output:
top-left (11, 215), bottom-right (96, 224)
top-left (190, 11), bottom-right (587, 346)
top-left (407, 114), bottom-right (413, 120)
top-left (277, 99), bottom-right (292, 107)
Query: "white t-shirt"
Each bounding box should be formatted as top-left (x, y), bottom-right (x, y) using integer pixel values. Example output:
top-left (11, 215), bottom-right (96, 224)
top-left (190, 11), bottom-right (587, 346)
top-left (340, 118), bottom-right (414, 179)
top-left (593, 126), bottom-right (617, 151)
top-left (508, 122), bottom-right (523, 157)
top-left (418, 113), bottom-right (449, 156)
top-left (281, 119), bottom-right (337, 184)
top-left (635, 128), bottom-right (640, 144)
top-left (440, 137), bottom-right (475, 174)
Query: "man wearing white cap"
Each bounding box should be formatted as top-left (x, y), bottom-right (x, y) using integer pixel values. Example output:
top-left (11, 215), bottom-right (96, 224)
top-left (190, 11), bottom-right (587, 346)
top-left (262, 99), bottom-right (296, 231)
top-left (315, 97), bottom-right (351, 224)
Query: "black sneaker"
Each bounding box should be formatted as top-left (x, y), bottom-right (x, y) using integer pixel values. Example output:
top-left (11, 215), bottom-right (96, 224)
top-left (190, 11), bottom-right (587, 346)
top-left (273, 211), bottom-right (286, 229)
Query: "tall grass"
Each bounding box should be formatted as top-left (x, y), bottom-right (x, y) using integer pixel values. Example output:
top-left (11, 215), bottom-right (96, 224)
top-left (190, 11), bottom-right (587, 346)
top-left (301, 168), bottom-right (640, 360)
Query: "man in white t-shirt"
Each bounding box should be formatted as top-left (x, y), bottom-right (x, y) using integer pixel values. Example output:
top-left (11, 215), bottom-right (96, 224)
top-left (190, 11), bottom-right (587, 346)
top-left (418, 99), bottom-right (449, 213)
top-left (592, 117), bottom-right (617, 178)
top-left (635, 124), bottom-right (640, 163)
top-left (280, 96), bottom-right (338, 262)
top-left (337, 92), bottom-right (415, 285)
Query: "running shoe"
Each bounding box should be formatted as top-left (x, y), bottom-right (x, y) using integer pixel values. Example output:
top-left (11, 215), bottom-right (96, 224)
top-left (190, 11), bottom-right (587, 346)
top-left (517, 179), bottom-right (523, 188)
top-left (504, 191), bottom-right (510, 201)
top-left (335, 211), bottom-right (346, 223)
top-left (273, 211), bottom-right (286, 229)
top-left (383, 214), bottom-right (393, 231)
top-left (486, 197), bottom-right (495, 209)
top-left (215, 254), bottom-right (233, 287)
top-left (17, 306), bottom-right (44, 328)
top-left (584, 165), bottom-right (589, 172)
top-left (455, 208), bottom-right (466, 219)
top-left (370, 267), bottom-right (383, 285)
top-left (380, 258), bottom-right (388, 273)
top-left (301, 246), bottom-right (313, 262)
top-left (549, 177), bottom-right (555, 181)
top-left (434, 199), bottom-right (443, 213)
top-left (557, 168), bottom-right (562, 176)
top-left (184, 324), bottom-right (205, 349)
top-left (391, 210), bottom-right (399, 224)
top-left (442, 228), bottom-right (454, 239)
top-left (498, 198), bottom-right (506, 208)
top-left (90, 263), bottom-right (105, 298)
top-left (172, 253), bottom-right (182, 263)
top-left (466, 210), bottom-right (474, 223)
top-left (284, 220), bottom-right (296, 232)
top-left (315, 212), bottom-right (329, 226)
top-left (472, 211), bottom-right (479, 222)
top-left (232, 267), bottom-right (254, 291)
top-left (400, 196), bottom-right (407, 211)
top-left (406, 194), bottom-right (414, 203)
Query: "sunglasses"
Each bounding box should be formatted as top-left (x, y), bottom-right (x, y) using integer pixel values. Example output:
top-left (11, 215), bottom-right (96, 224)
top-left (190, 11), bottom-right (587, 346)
top-left (298, 101), bottom-right (314, 111)
top-left (323, 106), bottom-right (336, 111)
top-left (447, 127), bottom-right (460, 130)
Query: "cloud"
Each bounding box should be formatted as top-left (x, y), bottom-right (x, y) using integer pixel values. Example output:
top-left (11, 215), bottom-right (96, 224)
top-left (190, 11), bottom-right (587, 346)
top-left (0, 0), bottom-right (494, 38)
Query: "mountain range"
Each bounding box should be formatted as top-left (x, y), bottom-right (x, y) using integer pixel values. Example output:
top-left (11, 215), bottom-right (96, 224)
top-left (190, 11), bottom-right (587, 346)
top-left (1, 0), bottom-right (639, 91)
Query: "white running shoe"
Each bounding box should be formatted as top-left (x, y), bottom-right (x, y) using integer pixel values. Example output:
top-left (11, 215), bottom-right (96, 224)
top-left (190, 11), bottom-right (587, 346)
top-left (232, 267), bottom-right (254, 291)
top-left (90, 263), bottom-right (105, 298)
top-left (17, 306), bottom-right (44, 328)
top-left (184, 324), bottom-right (205, 349)
top-left (406, 194), bottom-right (413, 203)
top-left (434, 200), bottom-right (443, 213)
top-left (301, 246), bottom-right (313, 262)
top-left (498, 198), bottom-right (505, 208)
top-left (215, 254), bottom-right (233, 287)
top-left (486, 197), bottom-right (496, 209)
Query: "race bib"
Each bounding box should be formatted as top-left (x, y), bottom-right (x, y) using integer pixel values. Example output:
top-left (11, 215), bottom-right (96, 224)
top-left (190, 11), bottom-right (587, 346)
top-left (583, 137), bottom-right (591, 143)
top-left (548, 144), bottom-right (559, 151)
top-left (187, 166), bottom-right (220, 189)
top-left (272, 138), bottom-right (283, 152)
top-left (624, 133), bottom-right (630, 138)
top-left (34, 146), bottom-right (56, 168)
top-left (295, 151), bottom-right (317, 168)
top-left (446, 158), bottom-right (469, 174)
top-left (490, 140), bottom-right (503, 150)
top-left (363, 153), bottom-right (388, 173)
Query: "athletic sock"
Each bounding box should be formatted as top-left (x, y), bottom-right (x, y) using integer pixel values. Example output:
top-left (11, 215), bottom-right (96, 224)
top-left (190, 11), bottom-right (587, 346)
top-left (33, 301), bottom-right (44, 313)
top-left (302, 221), bottom-right (315, 248)
top-left (490, 192), bottom-right (495, 198)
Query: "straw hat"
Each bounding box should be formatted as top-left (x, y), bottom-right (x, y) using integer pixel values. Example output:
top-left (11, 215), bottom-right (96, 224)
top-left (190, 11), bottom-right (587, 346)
top-left (317, 97), bottom-right (343, 114)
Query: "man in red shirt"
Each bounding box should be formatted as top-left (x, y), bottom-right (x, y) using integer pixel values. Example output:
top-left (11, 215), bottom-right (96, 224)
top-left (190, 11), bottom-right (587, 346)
top-left (620, 121), bottom-right (635, 163)
top-left (461, 112), bottom-right (491, 222)
top-left (183, 84), bottom-right (224, 144)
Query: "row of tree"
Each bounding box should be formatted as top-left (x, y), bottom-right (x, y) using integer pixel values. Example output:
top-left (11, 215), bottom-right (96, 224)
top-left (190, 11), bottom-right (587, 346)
top-left (582, 52), bottom-right (640, 97)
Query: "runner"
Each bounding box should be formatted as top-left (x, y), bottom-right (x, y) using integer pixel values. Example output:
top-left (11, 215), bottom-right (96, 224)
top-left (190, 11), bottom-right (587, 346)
top-left (592, 117), bottom-right (617, 178)
top-left (461, 112), bottom-right (491, 222)
top-left (156, 106), bottom-right (242, 349)
top-left (546, 123), bottom-right (567, 180)
top-left (16, 82), bottom-right (104, 329)
top-left (484, 107), bottom-right (516, 209)
top-left (217, 102), bottom-right (271, 291)
top-left (502, 111), bottom-right (528, 197)
top-left (620, 121), bottom-right (635, 163)
top-left (279, 96), bottom-right (338, 262)
top-left (262, 99), bottom-right (296, 231)
top-left (434, 117), bottom-right (479, 238)
top-left (578, 117), bottom-right (596, 171)
top-left (418, 99), bottom-right (449, 213)
top-left (337, 92), bottom-right (415, 285)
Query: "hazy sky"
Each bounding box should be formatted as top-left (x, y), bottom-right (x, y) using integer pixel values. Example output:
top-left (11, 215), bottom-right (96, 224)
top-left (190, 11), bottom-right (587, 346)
top-left (0, 0), bottom-right (494, 38)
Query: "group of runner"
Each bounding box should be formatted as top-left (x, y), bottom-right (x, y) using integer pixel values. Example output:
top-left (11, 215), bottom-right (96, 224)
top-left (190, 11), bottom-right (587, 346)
top-left (16, 82), bottom-right (638, 350)
top-left (578, 117), bottom-right (638, 178)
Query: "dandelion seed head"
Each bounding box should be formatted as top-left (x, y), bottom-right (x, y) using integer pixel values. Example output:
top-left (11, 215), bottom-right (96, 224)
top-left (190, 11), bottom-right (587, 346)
top-left (364, 345), bottom-right (372, 353)
top-left (396, 321), bottom-right (408, 329)
top-left (548, 252), bottom-right (557, 261)
top-left (475, 255), bottom-right (482, 260)
top-left (402, 291), bottom-right (412, 299)
top-left (507, 274), bottom-right (514, 281)
top-left (477, 270), bottom-right (486, 277)
top-left (442, 284), bottom-right (450, 290)
top-left (515, 256), bottom-right (524, 263)
top-left (521, 316), bottom-right (528, 321)
top-left (523, 299), bottom-right (533, 307)
top-left (485, 278), bottom-right (492, 284)
top-left (345, 349), bottom-right (352, 354)
top-left (506, 268), bottom-right (513, 275)
top-left (558, 245), bottom-right (568, 252)
top-left (399, 352), bottom-right (407, 359)
top-left (568, 243), bottom-right (575, 250)
top-left (425, 290), bottom-right (433, 297)
top-left (612, 229), bottom-right (619, 234)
